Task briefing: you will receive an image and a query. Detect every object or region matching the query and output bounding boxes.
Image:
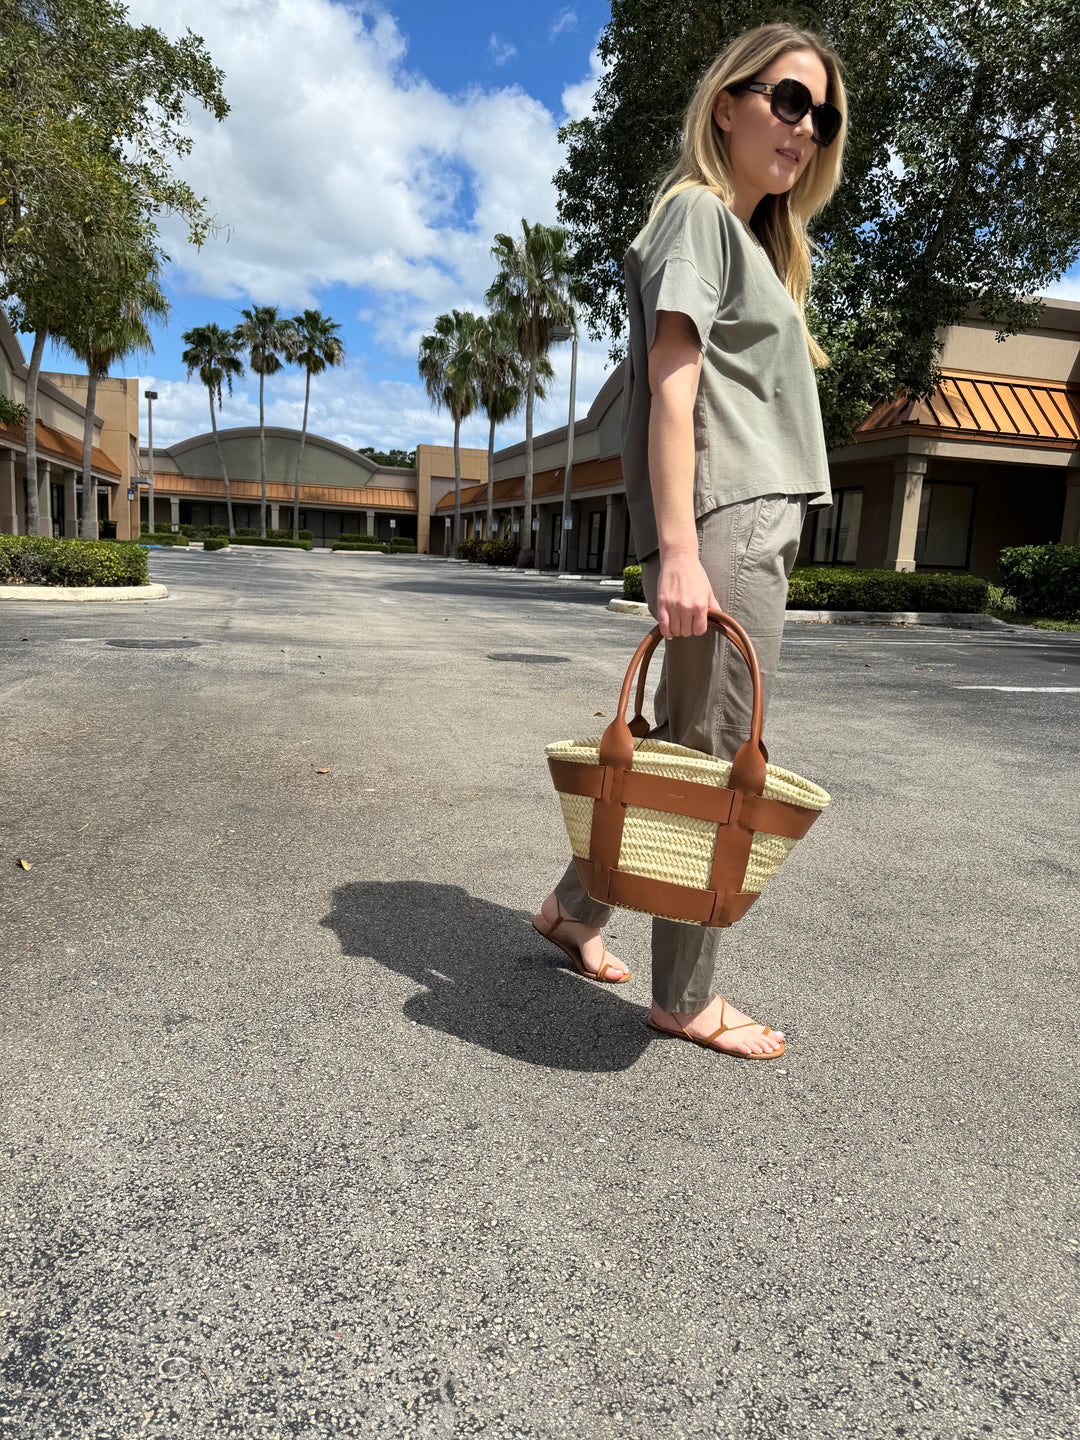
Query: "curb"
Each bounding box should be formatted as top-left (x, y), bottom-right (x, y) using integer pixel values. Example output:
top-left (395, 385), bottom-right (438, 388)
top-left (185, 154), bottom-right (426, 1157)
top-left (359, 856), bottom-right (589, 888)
top-left (606, 598), bottom-right (1011, 629)
top-left (0, 583), bottom-right (169, 603)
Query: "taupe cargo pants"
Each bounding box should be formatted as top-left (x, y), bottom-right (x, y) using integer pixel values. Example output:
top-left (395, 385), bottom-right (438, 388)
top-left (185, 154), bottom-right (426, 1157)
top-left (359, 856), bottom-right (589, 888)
top-left (551, 493), bottom-right (808, 1013)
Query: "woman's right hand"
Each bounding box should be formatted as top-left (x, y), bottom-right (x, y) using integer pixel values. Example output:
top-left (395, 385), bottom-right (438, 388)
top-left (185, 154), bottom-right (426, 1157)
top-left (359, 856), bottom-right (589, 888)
top-left (655, 551), bottom-right (721, 639)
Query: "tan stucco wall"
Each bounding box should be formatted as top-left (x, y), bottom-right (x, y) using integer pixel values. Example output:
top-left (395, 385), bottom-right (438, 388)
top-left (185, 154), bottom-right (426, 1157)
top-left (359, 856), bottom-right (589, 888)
top-left (415, 443), bottom-right (486, 553)
top-left (941, 316), bottom-right (1080, 384)
top-left (43, 373), bottom-right (140, 538)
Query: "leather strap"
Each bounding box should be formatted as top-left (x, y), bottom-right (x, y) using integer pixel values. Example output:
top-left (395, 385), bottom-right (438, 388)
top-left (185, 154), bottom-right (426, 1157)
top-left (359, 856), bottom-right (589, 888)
top-left (573, 856), bottom-right (760, 928)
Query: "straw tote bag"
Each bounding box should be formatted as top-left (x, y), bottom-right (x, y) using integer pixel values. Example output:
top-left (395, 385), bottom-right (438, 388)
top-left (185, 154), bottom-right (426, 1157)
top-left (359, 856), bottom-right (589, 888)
top-left (546, 609), bottom-right (830, 927)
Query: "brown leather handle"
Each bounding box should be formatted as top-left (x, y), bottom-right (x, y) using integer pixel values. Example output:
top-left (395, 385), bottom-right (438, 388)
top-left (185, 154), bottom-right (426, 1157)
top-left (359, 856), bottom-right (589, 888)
top-left (598, 609), bottom-right (768, 796)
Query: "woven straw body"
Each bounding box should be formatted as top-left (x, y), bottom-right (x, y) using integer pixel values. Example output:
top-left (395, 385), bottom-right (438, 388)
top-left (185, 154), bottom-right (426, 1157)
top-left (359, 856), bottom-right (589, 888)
top-left (547, 737), bottom-right (829, 912)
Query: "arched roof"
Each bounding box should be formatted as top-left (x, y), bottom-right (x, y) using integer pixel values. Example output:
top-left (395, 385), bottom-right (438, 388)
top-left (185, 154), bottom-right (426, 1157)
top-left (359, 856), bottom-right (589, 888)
top-left (162, 426), bottom-right (413, 493)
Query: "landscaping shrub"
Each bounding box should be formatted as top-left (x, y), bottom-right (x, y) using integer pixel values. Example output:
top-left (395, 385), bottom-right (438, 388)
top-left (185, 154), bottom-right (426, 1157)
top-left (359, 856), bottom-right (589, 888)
top-left (786, 567), bottom-right (989, 613)
top-left (458, 537), bottom-right (482, 562)
top-left (623, 565), bottom-right (643, 601)
top-left (200, 524), bottom-right (230, 538)
top-left (338, 532), bottom-right (378, 545)
top-left (332, 540), bottom-right (417, 554)
top-left (138, 532), bottom-right (189, 546)
top-left (203, 538), bottom-right (229, 551)
top-left (998, 544), bottom-right (1080, 620)
top-left (226, 536), bottom-right (313, 550)
top-left (266, 527), bottom-right (313, 541)
top-left (0, 535), bottom-right (149, 586)
top-left (480, 537), bottom-right (518, 566)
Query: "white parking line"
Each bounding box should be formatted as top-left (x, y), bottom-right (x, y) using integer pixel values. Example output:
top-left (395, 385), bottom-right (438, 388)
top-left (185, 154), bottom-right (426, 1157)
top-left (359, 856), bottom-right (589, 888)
top-left (955, 686), bottom-right (1080, 692)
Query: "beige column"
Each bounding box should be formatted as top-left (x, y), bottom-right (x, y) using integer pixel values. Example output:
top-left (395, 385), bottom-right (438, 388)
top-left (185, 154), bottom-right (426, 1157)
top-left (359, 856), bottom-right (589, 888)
top-left (0, 448), bottom-right (17, 534)
top-left (1060, 476), bottom-right (1080, 546)
top-left (37, 461), bottom-right (52, 537)
top-left (63, 468), bottom-right (78, 538)
top-left (270, 502), bottom-right (280, 530)
top-left (883, 456), bottom-right (928, 572)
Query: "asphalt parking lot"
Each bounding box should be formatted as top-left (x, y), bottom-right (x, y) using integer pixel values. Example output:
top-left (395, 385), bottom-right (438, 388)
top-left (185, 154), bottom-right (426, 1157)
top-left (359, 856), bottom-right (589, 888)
top-left (2, 547), bottom-right (1078, 1440)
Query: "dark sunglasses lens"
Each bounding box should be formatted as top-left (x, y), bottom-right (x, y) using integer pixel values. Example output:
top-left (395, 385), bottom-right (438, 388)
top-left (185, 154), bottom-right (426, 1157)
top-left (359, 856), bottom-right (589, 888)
top-left (772, 77), bottom-right (811, 123)
top-left (813, 103), bottom-right (842, 146)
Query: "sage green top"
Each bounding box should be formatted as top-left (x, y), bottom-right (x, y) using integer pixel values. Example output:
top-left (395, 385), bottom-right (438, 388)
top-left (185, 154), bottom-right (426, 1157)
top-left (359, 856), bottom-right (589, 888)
top-left (620, 185), bottom-right (832, 562)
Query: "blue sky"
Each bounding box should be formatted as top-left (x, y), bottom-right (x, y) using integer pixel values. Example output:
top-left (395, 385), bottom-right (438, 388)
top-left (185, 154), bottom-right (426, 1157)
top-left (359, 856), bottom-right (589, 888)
top-left (26, 0), bottom-right (1080, 456)
top-left (33, 0), bottom-right (615, 452)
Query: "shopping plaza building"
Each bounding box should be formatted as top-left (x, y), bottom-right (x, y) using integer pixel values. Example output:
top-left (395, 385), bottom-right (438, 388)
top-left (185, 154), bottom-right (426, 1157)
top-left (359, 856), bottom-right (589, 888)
top-left (3, 296), bottom-right (1078, 573)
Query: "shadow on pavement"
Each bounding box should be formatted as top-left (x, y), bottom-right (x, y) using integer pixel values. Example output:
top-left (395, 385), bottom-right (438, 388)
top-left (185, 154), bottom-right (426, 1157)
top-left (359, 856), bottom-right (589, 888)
top-left (321, 880), bottom-right (649, 1072)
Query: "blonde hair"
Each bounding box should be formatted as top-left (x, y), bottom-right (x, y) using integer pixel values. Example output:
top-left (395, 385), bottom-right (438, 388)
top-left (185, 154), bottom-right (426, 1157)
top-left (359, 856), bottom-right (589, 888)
top-left (650, 23), bottom-right (848, 367)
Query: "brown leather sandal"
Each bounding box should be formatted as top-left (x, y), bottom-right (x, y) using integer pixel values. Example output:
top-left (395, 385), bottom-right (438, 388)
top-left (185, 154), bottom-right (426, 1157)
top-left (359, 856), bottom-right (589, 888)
top-left (531, 908), bottom-right (631, 984)
top-left (646, 997), bottom-right (785, 1060)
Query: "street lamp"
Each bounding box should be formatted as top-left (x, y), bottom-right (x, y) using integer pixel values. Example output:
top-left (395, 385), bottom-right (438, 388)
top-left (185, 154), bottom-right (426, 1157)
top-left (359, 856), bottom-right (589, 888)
top-left (549, 324), bottom-right (577, 573)
top-left (144, 390), bottom-right (158, 535)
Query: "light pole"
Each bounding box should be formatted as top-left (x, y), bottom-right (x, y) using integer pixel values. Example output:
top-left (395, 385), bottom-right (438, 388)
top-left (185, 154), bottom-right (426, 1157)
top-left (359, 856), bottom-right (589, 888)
top-left (144, 390), bottom-right (158, 535)
top-left (549, 324), bottom-right (577, 572)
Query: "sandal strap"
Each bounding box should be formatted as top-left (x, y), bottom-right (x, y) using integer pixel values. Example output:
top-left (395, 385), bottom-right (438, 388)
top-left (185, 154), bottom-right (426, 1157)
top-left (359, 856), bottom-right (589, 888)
top-left (700, 999), bottom-right (771, 1044)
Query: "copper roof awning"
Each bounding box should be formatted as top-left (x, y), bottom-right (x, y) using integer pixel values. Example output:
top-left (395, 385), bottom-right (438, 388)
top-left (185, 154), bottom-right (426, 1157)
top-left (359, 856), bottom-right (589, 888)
top-left (147, 474), bottom-right (418, 510)
top-left (0, 417), bottom-right (122, 478)
top-left (856, 368), bottom-right (1080, 449)
top-left (436, 454), bottom-right (623, 511)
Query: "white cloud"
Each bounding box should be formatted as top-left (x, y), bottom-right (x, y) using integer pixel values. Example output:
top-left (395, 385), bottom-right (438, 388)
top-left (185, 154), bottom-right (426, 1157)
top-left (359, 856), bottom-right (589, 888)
top-left (550, 9), bottom-right (578, 38)
top-left (561, 46), bottom-right (607, 122)
top-left (1044, 275), bottom-right (1080, 303)
top-left (119, 1), bottom-right (621, 452)
top-left (124, 1), bottom-right (561, 334)
top-left (487, 34), bottom-right (517, 67)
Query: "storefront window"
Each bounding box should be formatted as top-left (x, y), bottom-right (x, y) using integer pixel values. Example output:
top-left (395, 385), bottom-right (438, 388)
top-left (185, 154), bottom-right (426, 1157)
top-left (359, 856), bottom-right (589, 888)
top-left (586, 511), bottom-right (605, 571)
top-left (914, 483), bottom-right (975, 569)
top-left (808, 488), bottom-right (862, 565)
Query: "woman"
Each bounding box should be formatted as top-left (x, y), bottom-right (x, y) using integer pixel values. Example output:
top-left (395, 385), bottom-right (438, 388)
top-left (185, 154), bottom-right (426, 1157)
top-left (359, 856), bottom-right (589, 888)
top-left (533, 23), bottom-right (848, 1059)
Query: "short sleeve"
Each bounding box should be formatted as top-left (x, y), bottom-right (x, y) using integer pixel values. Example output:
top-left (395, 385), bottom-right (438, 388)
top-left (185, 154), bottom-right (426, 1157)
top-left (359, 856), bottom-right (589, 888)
top-left (641, 256), bottom-right (720, 354)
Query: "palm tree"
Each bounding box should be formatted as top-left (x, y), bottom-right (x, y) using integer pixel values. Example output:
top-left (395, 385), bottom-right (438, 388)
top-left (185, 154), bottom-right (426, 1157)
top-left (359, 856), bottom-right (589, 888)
top-left (473, 312), bottom-right (555, 543)
top-left (236, 305), bottom-right (298, 537)
top-left (181, 322), bottom-right (245, 537)
top-left (485, 220), bottom-right (576, 566)
top-left (417, 309), bottom-right (482, 557)
top-left (60, 269), bottom-right (169, 539)
top-left (290, 309), bottom-right (345, 539)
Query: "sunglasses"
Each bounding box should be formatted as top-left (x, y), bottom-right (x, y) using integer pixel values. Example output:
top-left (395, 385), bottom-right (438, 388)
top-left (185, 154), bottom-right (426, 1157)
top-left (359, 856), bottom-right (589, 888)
top-left (728, 76), bottom-right (842, 149)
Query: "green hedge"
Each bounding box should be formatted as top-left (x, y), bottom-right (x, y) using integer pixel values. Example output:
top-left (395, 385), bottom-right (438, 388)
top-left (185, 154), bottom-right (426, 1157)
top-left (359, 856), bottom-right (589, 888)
top-left (338, 532), bottom-right (377, 544)
top-left (786, 568), bottom-right (990, 612)
top-left (203, 538), bottom-right (230, 551)
top-left (0, 535), bottom-right (149, 587)
top-left (138, 532), bottom-right (189, 547)
top-left (226, 536), bottom-right (313, 550)
top-left (332, 540), bottom-right (417, 554)
top-left (459, 536), bottom-right (518, 565)
top-left (622, 564), bottom-right (990, 612)
top-left (267, 527), bottom-right (313, 541)
top-left (998, 544), bottom-right (1080, 621)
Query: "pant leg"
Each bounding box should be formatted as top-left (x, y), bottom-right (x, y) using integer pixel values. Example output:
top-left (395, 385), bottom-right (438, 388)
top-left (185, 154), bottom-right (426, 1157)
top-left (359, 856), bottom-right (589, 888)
top-left (641, 494), bottom-right (807, 1012)
top-left (552, 855), bottom-right (614, 929)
